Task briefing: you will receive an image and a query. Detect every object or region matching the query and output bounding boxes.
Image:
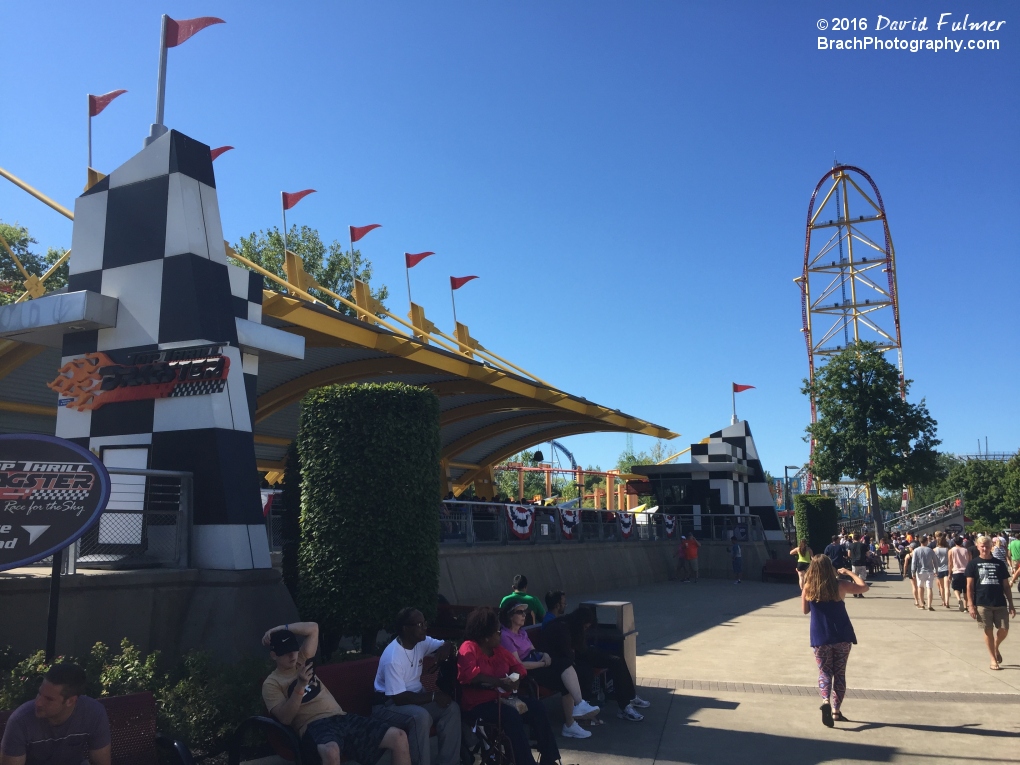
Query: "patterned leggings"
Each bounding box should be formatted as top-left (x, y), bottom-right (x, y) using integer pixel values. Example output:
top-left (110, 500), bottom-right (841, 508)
top-left (813, 642), bottom-right (852, 711)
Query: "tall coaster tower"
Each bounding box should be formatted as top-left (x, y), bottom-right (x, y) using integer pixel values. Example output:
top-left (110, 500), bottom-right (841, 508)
top-left (795, 165), bottom-right (904, 492)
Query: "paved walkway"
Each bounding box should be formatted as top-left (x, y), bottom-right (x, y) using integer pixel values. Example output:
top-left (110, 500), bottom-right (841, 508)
top-left (552, 570), bottom-right (1019, 765)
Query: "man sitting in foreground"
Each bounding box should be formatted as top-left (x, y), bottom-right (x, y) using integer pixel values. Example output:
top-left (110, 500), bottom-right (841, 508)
top-left (0, 664), bottom-right (110, 765)
top-left (373, 608), bottom-right (460, 765)
top-left (262, 621), bottom-right (410, 765)
top-left (499, 575), bottom-right (546, 622)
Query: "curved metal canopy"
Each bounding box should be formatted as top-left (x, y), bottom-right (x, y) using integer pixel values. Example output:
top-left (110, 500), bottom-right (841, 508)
top-left (0, 289), bottom-right (677, 495)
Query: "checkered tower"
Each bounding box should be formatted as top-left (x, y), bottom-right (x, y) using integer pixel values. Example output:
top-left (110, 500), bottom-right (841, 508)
top-left (691, 420), bottom-right (782, 531)
top-left (56, 130), bottom-right (273, 569)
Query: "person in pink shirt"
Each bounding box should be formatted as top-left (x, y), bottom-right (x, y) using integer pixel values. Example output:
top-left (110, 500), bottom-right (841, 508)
top-left (948, 538), bottom-right (972, 611)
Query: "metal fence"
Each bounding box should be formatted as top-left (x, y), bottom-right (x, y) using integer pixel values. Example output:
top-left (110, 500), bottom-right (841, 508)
top-left (30, 468), bottom-right (193, 571)
top-left (439, 501), bottom-right (767, 546)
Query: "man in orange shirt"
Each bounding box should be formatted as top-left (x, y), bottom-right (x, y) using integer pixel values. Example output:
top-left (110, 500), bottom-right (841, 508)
top-left (684, 533), bottom-right (701, 583)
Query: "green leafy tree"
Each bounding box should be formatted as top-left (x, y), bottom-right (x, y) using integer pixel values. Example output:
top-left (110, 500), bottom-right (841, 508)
top-left (233, 225), bottom-right (388, 316)
top-left (909, 452), bottom-right (960, 510)
top-left (939, 458), bottom-right (1009, 528)
top-left (496, 450), bottom-right (547, 501)
top-left (1003, 454), bottom-right (1020, 523)
top-left (804, 341), bottom-right (941, 540)
top-left (0, 221), bottom-right (68, 305)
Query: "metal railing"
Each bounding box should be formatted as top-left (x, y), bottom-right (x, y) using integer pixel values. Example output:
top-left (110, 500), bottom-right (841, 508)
top-left (28, 468), bottom-right (193, 571)
top-left (886, 493), bottom-right (965, 534)
top-left (439, 501), bottom-right (767, 546)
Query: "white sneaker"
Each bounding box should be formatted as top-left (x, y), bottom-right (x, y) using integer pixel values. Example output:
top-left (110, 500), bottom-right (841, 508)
top-left (573, 700), bottom-right (600, 719)
top-left (562, 722), bottom-right (591, 739)
top-left (629, 695), bottom-right (651, 708)
top-left (618, 704), bottom-right (644, 721)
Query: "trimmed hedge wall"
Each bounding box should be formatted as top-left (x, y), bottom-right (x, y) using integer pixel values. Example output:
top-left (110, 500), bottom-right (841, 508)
top-left (794, 494), bottom-right (839, 555)
top-left (297, 383), bottom-right (441, 656)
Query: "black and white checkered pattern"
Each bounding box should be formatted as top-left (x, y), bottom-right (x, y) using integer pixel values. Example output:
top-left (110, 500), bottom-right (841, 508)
top-left (25, 489), bottom-right (92, 501)
top-left (688, 421), bottom-right (781, 531)
top-left (169, 379), bottom-right (228, 397)
top-left (55, 130), bottom-right (271, 569)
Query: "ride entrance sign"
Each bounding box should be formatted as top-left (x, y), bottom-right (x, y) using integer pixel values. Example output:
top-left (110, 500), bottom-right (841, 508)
top-left (0, 434), bottom-right (111, 570)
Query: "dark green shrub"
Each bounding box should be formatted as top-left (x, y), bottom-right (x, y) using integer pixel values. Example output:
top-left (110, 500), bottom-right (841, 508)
top-left (157, 651), bottom-right (267, 756)
top-left (297, 383), bottom-right (441, 656)
top-left (280, 441), bottom-right (302, 600)
top-left (794, 494), bottom-right (840, 555)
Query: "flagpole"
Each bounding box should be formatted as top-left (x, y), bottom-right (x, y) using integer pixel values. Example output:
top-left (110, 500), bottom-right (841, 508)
top-left (405, 264), bottom-right (413, 307)
top-left (87, 108), bottom-right (92, 169)
top-left (451, 286), bottom-right (458, 327)
top-left (731, 386), bottom-right (737, 425)
top-left (281, 195), bottom-right (288, 260)
top-left (146, 14), bottom-right (170, 146)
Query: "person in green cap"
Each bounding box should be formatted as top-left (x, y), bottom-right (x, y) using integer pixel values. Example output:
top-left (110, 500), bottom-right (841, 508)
top-left (499, 575), bottom-right (546, 622)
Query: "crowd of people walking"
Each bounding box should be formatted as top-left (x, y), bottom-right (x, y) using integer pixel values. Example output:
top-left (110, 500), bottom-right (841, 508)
top-left (797, 525), bottom-right (1019, 727)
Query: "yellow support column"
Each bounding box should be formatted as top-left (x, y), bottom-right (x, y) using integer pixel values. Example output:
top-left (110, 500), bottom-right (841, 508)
top-left (408, 303), bottom-right (437, 344)
top-left (473, 464), bottom-right (496, 499)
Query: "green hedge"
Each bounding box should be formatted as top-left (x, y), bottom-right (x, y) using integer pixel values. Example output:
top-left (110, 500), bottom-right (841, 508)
top-left (794, 494), bottom-right (839, 556)
top-left (297, 383), bottom-right (441, 656)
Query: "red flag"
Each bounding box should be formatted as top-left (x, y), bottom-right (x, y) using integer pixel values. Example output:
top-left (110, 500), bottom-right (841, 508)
top-left (165, 16), bottom-right (225, 48)
top-left (733, 383), bottom-right (755, 393)
top-left (88, 89), bottom-right (127, 117)
top-left (210, 146), bottom-right (233, 161)
top-left (282, 189), bottom-right (316, 210)
top-left (405, 251), bottom-right (434, 269)
top-left (450, 275), bottom-right (479, 290)
top-left (350, 224), bottom-right (381, 242)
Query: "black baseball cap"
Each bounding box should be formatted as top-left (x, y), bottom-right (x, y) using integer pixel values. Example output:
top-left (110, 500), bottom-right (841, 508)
top-left (270, 630), bottom-right (301, 655)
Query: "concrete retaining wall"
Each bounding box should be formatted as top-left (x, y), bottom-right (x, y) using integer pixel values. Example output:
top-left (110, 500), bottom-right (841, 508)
top-left (0, 568), bottom-right (298, 661)
top-left (439, 539), bottom-right (771, 605)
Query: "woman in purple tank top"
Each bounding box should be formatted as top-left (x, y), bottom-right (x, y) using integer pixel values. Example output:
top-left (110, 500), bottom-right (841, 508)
top-left (801, 555), bottom-right (868, 727)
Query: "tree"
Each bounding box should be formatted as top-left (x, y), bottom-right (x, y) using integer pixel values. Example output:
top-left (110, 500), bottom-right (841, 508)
top-left (909, 452), bottom-right (959, 509)
top-left (1003, 454), bottom-right (1020, 524)
top-left (939, 458), bottom-right (1009, 529)
top-left (0, 221), bottom-right (67, 305)
top-left (803, 341), bottom-right (941, 541)
top-left (233, 225), bottom-right (387, 316)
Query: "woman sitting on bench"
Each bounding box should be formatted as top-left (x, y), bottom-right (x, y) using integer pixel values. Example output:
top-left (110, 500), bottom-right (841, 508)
top-left (500, 602), bottom-right (599, 739)
top-left (457, 607), bottom-right (560, 765)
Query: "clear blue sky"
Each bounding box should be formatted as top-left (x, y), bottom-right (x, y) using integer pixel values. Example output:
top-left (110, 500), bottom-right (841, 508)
top-left (2, 1), bottom-right (1017, 476)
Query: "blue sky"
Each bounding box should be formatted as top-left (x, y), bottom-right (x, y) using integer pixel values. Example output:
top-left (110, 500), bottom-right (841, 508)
top-left (2, 1), bottom-right (1017, 475)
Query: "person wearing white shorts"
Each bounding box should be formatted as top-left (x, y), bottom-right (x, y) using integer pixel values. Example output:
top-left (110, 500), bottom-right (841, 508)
top-left (911, 537), bottom-right (939, 611)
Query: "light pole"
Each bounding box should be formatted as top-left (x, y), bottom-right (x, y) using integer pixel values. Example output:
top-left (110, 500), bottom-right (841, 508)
top-left (784, 465), bottom-right (800, 539)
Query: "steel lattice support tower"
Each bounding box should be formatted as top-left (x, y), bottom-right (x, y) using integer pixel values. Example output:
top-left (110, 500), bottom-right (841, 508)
top-left (796, 165), bottom-right (905, 491)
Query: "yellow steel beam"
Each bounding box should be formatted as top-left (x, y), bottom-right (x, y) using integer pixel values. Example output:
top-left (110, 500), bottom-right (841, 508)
top-left (439, 399), bottom-right (553, 426)
top-left (441, 411), bottom-right (596, 462)
top-left (0, 399), bottom-right (55, 417)
top-left (253, 433), bottom-right (292, 446)
top-left (0, 341), bottom-right (45, 382)
top-left (453, 423), bottom-right (627, 493)
top-left (260, 293), bottom-right (677, 439)
top-left (255, 357), bottom-right (430, 424)
top-left (0, 166), bottom-right (74, 220)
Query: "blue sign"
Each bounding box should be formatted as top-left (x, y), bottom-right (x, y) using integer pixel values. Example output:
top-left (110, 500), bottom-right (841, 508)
top-left (0, 434), bottom-right (111, 570)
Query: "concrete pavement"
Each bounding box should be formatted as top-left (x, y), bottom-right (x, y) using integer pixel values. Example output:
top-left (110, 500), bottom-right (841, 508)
top-left (551, 569), bottom-right (1020, 765)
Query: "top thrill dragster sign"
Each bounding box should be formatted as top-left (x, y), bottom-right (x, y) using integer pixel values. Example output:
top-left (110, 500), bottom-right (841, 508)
top-left (48, 344), bottom-right (229, 411)
top-left (0, 435), bottom-right (111, 570)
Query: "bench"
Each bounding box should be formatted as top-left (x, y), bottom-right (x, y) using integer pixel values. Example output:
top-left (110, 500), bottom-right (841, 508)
top-left (231, 655), bottom-right (442, 765)
top-left (761, 557), bottom-right (798, 582)
top-left (0, 691), bottom-right (194, 765)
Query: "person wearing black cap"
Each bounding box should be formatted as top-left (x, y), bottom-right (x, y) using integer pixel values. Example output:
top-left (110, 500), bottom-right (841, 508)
top-left (262, 622), bottom-right (410, 765)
